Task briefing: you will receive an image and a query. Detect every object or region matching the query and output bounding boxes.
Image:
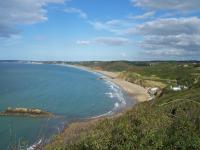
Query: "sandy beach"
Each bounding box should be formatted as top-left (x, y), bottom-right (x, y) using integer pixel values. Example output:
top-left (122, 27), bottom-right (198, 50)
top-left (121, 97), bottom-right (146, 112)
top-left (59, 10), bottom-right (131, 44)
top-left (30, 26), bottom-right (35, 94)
top-left (66, 64), bottom-right (149, 103)
top-left (93, 70), bottom-right (149, 103)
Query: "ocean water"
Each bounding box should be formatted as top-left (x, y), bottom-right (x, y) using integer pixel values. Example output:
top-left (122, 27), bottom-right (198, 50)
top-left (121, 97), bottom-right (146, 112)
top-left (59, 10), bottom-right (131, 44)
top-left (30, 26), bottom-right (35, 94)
top-left (0, 62), bottom-right (133, 149)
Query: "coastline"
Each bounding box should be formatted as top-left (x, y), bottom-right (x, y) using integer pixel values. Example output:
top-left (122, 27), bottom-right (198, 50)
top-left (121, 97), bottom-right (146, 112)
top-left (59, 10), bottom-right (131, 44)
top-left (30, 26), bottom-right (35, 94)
top-left (64, 64), bottom-right (149, 103)
top-left (93, 70), bottom-right (149, 103)
top-left (44, 64), bottom-right (149, 149)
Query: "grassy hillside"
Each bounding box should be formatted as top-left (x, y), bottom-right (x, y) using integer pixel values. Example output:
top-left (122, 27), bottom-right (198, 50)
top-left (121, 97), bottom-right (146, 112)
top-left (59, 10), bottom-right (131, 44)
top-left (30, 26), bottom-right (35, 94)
top-left (45, 61), bottom-right (200, 150)
top-left (75, 61), bottom-right (199, 88)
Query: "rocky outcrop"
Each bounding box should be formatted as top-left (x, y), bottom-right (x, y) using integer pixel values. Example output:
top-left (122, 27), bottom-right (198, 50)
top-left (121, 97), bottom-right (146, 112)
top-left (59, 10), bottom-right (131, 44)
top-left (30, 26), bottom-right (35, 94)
top-left (0, 107), bottom-right (53, 117)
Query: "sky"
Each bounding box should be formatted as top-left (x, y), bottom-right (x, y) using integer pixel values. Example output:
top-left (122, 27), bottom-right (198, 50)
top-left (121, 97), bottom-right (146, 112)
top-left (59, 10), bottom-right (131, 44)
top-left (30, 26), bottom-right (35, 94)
top-left (0, 0), bottom-right (200, 61)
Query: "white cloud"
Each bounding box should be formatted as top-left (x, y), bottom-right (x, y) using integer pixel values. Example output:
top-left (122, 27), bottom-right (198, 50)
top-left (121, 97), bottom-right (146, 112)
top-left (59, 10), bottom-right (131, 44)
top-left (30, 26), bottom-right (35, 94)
top-left (140, 17), bottom-right (200, 35)
top-left (126, 17), bottom-right (200, 35)
top-left (89, 19), bottom-right (135, 34)
top-left (0, 0), bottom-right (65, 37)
top-left (76, 37), bottom-right (130, 46)
top-left (95, 37), bottom-right (130, 46)
top-left (89, 21), bottom-right (121, 34)
top-left (64, 7), bottom-right (87, 19)
top-left (131, 0), bottom-right (200, 12)
top-left (141, 34), bottom-right (200, 53)
top-left (128, 11), bottom-right (155, 19)
top-left (127, 17), bottom-right (200, 56)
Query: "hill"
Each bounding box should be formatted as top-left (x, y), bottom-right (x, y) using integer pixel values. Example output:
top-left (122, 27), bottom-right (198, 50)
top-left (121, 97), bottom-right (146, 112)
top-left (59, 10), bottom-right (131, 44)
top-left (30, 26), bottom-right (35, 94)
top-left (45, 61), bottom-right (200, 149)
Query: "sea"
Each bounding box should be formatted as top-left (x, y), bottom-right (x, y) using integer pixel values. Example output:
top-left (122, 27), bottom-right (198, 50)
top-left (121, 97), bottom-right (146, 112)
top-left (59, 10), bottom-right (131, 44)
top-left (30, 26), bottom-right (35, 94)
top-left (0, 62), bottom-right (134, 149)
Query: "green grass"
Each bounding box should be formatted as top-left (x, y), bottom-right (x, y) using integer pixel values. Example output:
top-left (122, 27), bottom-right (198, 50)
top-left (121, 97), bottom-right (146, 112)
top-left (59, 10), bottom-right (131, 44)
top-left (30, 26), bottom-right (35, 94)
top-left (45, 61), bottom-right (200, 150)
top-left (74, 61), bottom-right (200, 87)
top-left (59, 83), bottom-right (200, 150)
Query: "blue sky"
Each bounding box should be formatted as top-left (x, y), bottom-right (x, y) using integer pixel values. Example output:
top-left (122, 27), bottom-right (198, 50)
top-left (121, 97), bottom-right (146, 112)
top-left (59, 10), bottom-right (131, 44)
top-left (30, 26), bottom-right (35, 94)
top-left (0, 0), bottom-right (200, 61)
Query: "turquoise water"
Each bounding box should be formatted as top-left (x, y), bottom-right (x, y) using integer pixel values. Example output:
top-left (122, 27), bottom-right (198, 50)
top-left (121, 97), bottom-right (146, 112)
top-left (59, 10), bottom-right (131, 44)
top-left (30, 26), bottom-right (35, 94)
top-left (0, 62), bottom-right (132, 149)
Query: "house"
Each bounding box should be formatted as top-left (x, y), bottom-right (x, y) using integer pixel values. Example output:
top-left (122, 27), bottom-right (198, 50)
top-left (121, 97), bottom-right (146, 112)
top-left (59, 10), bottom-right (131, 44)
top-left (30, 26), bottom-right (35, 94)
top-left (147, 87), bottom-right (163, 101)
top-left (170, 85), bottom-right (181, 91)
top-left (170, 85), bottom-right (188, 91)
top-left (147, 87), bottom-right (159, 96)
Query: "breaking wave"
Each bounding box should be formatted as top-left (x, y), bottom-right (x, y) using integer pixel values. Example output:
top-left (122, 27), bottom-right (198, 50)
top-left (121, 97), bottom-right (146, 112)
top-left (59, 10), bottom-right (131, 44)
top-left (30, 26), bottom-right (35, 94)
top-left (104, 79), bottom-right (126, 112)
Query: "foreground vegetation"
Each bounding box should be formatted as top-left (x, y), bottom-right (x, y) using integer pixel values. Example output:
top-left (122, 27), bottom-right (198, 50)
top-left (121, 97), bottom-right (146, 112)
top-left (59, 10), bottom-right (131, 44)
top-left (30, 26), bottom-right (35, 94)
top-left (46, 61), bottom-right (200, 150)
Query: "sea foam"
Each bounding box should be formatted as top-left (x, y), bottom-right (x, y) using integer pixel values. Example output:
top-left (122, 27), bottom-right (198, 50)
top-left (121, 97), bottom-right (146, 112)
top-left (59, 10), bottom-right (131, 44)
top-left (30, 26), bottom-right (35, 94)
top-left (104, 79), bottom-right (126, 112)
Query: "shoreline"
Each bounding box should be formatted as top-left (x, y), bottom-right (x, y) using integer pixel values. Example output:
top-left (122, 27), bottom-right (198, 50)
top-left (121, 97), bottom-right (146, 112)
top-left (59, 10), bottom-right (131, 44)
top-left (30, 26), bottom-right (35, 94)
top-left (23, 62), bottom-right (149, 104)
top-left (57, 64), bottom-right (136, 116)
top-left (94, 70), bottom-right (149, 103)
top-left (44, 64), bottom-right (149, 148)
top-left (55, 64), bottom-right (149, 117)
top-left (64, 64), bottom-right (149, 103)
